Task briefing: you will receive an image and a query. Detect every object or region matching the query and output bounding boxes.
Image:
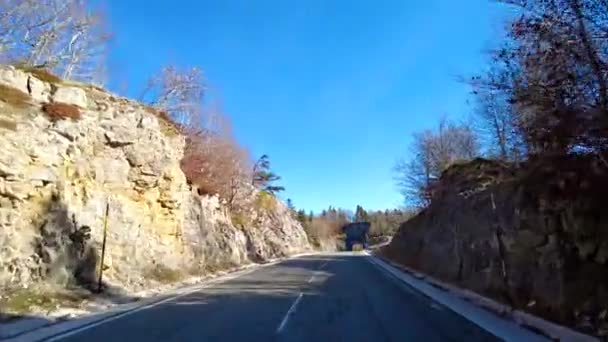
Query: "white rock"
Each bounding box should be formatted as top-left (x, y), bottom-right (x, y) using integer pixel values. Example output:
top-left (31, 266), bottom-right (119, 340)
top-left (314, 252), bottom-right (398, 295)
top-left (28, 166), bottom-right (57, 183)
top-left (92, 156), bottom-right (130, 185)
top-left (104, 128), bottom-right (136, 147)
top-left (50, 119), bottom-right (85, 142)
top-left (27, 75), bottom-right (52, 102)
top-left (53, 86), bottom-right (88, 108)
top-left (138, 114), bottom-right (160, 130)
top-left (0, 180), bottom-right (30, 201)
top-left (0, 66), bottom-right (29, 94)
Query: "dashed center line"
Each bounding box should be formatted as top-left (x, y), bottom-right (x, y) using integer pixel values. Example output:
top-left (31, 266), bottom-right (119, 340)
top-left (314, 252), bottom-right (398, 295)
top-left (275, 259), bottom-right (330, 334)
top-left (276, 292), bottom-right (304, 334)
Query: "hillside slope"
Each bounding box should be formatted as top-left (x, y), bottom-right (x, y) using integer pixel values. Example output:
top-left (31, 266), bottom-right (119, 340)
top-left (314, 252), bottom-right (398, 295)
top-left (383, 156), bottom-right (608, 337)
top-left (0, 65), bottom-right (310, 298)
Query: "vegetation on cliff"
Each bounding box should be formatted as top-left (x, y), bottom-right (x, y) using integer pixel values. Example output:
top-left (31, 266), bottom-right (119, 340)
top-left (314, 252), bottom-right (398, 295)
top-left (389, 0), bottom-right (608, 336)
top-left (0, 0), bottom-right (309, 320)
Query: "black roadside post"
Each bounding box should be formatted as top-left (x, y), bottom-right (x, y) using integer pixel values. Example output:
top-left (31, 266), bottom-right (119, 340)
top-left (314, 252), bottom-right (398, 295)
top-left (98, 200), bottom-right (110, 293)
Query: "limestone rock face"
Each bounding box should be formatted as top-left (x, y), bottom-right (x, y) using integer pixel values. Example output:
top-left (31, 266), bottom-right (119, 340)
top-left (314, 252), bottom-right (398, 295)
top-left (0, 66), bottom-right (310, 291)
top-left (52, 86), bottom-right (88, 108)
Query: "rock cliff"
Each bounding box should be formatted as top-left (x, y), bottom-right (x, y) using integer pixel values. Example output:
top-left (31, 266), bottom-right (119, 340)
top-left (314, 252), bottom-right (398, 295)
top-left (0, 65), bottom-right (310, 294)
top-left (383, 156), bottom-right (608, 336)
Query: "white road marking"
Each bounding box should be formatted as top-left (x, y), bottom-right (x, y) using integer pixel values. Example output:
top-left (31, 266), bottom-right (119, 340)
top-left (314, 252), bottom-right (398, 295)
top-left (276, 292), bottom-right (304, 334)
top-left (41, 269), bottom-right (257, 342)
top-left (307, 275), bottom-right (315, 283)
top-left (364, 254), bottom-right (553, 342)
top-left (319, 261), bottom-right (328, 269)
top-left (16, 256), bottom-right (302, 342)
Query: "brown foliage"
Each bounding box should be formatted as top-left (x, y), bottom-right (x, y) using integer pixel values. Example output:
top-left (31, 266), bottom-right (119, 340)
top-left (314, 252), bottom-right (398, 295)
top-left (180, 128), bottom-right (250, 206)
top-left (42, 102), bottom-right (81, 121)
top-left (143, 106), bottom-right (182, 136)
top-left (302, 212), bottom-right (349, 248)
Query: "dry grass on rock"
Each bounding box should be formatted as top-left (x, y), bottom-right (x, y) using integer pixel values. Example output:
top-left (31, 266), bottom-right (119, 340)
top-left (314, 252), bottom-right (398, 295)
top-left (0, 84), bottom-right (31, 109)
top-left (42, 102), bottom-right (81, 121)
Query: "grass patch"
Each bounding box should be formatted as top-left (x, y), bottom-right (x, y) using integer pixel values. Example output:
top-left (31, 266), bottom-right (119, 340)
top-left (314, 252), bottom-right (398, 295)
top-left (145, 264), bottom-right (184, 283)
top-left (13, 64), bottom-right (63, 84)
top-left (204, 260), bottom-right (237, 274)
top-left (42, 102), bottom-right (81, 121)
top-left (254, 191), bottom-right (276, 212)
top-left (61, 79), bottom-right (105, 92)
top-left (0, 288), bottom-right (91, 315)
top-left (230, 211), bottom-right (250, 228)
top-left (0, 84), bottom-right (31, 108)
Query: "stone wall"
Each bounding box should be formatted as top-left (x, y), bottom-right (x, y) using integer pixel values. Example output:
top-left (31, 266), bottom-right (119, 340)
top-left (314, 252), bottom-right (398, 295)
top-left (383, 157), bottom-right (608, 337)
top-left (0, 65), bottom-right (310, 292)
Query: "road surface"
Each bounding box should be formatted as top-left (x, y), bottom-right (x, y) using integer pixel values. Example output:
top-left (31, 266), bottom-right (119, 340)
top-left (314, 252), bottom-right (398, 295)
top-left (44, 254), bottom-right (501, 342)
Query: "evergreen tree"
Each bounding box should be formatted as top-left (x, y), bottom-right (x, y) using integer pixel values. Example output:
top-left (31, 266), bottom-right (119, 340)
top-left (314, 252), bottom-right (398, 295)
top-left (252, 154), bottom-right (285, 194)
top-left (296, 209), bottom-right (307, 224)
top-left (354, 205), bottom-right (369, 222)
top-left (286, 198), bottom-right (295, 211)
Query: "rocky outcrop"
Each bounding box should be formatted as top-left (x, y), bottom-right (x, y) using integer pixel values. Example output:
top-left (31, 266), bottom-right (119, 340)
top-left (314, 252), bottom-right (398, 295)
top-left (383, 156), bottom-right (608, 337)
top-left (0, 65), bottom-right (310, 293)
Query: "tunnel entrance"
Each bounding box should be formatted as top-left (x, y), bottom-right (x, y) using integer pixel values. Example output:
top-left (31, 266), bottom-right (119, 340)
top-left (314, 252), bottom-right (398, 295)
top-left (343, 222), bottom-right (370, 251)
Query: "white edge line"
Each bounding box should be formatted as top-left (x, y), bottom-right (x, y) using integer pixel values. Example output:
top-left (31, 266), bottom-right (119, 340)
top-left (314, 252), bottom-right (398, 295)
top-left (42, 269), bottom-right (255, 342)
top-left (364, 254), bottom-right (549, 342)
top-left (275, 293), bottom-right (304, 334)
top-left (17, 255), bottom-right (308, 342)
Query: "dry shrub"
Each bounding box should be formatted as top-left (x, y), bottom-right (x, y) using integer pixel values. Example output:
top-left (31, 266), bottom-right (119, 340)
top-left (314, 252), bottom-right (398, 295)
top-left (145, 264), bottom-right (184, 283)
top-left (143, 106), bottom-right (181, 137)
top-left (0, 84), bottom-right (31, 108)
top-left (180, 128), bottom-right (250, 205)
top-left (14, 65), bottom-right (63, 84)
top-left (304, 217), bottom-right (345, 247)
top-left (230, 211), bottom-right (249, 228)
top-left (254, 191), bottom-right (276, 212)
top-left (42, 102), bottom-right (81, 121)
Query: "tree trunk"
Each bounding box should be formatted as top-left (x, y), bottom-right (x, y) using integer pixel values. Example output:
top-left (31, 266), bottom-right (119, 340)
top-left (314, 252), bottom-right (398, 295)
top-left (570, 0), bottom-right (608, 109)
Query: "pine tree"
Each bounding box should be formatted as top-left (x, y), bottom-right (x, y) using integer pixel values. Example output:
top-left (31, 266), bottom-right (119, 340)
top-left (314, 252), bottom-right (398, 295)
top-left (252, 154), bottom-right (285, 194)
top-left (296, 210), bottom-right (307, 224)
top-left (286, 198), bottom-right (295, 211)
top-left (354, 205), bottom-right (369, 222)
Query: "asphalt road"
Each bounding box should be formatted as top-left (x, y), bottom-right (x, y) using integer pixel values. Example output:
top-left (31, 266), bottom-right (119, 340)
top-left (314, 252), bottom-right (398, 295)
top-left (49, 254), bottom-right (501, 342)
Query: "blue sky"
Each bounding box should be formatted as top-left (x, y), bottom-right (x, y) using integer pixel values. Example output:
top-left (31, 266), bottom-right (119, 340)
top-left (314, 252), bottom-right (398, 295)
top-left (104, 0), bottom-right (510, 213)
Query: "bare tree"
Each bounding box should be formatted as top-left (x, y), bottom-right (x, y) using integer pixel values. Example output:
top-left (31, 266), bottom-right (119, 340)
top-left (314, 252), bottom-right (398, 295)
top-left (141, 66), bottom-right (205, 128)
top-left (0, 0), bottom-right (110, 83)
top-left (495, 0), bottom-right (608, 154)
top-left (472, 83), bottom-right (527, 160)
top-left (394, 118), bottom-right (479, 206)
top-left (394, 130), bottom-right (434, 206)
